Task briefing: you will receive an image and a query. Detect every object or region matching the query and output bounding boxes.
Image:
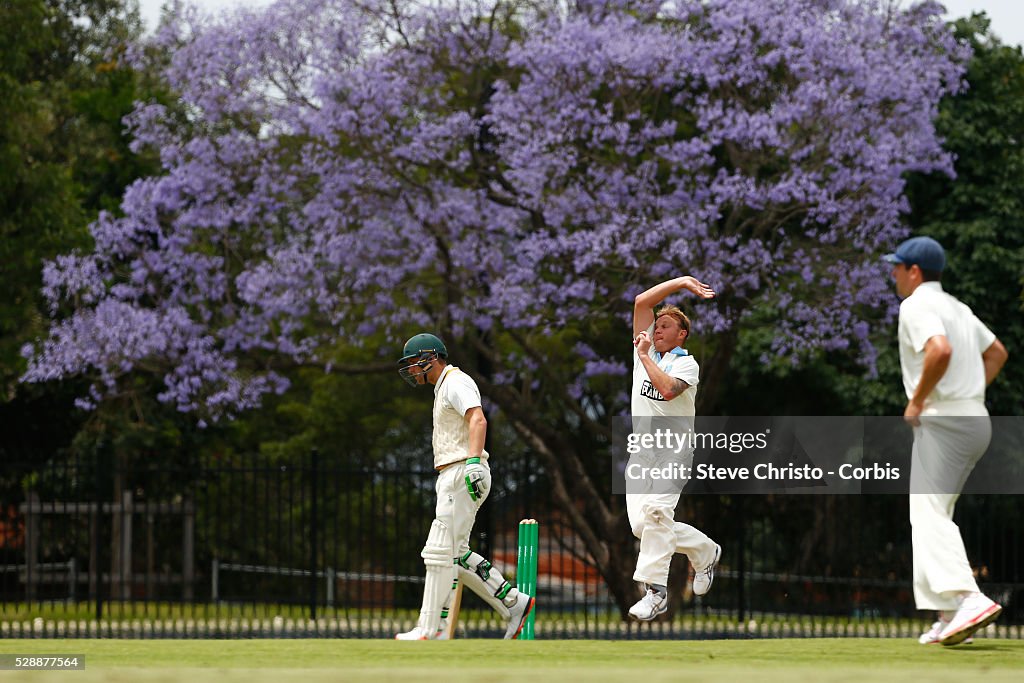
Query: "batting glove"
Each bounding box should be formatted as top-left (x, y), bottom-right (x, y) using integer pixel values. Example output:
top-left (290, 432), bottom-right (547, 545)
top-left (464, 457), bottom-right (488, 501)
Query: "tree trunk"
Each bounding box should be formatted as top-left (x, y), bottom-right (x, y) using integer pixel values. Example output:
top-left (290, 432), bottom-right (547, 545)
top-left (696, 329), bottom-right (739, 415)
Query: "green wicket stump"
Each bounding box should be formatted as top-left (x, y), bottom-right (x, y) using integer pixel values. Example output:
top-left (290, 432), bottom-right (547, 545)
top-left (516, 519), bottom-right (539, 640)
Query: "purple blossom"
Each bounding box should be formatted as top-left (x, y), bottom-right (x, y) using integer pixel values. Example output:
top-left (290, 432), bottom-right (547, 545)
top-left (22, 0), bottom-right (968, 416)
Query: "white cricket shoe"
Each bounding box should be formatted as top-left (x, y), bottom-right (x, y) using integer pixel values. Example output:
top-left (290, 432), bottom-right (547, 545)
top-left (918, 614), bottom-right (972, 645)
top-left (434, 618), bottom-right (449, 640)
top-left (938, 593), bottom-right (1001, 646)
top-left (628, 588), bottom-right (668, 621)
top-left (918, 619), bottom-right (945, 644)
top-left (395, 626), bottom-right (433, 640)
top-left (692, 543), bottom-right (721, 596)
top-left (503, 589), bottom-right (536, 640)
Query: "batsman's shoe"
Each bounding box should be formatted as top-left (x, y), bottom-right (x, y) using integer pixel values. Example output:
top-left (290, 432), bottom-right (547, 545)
top-left (628, 588), bottom-right (668, 622)
top-left (504, 590), bottom-right (536, 640)
top-left (938, 593), bottom-right (1001, 646)
top-left (395, 626), bottom-right (434, 641)
top-left (434, 619), bottom-right (449, 640)
top-left (692, 543), bottom-right (721, 597)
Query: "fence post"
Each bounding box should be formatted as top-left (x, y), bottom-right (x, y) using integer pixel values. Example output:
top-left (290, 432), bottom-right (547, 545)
top-left (309, 448), bottom-right (319, 623)
top-left (121, 489), bottom-right (133, 601)
top-left (326, 567), bottom-right (335, 607)
top-left (94, 453), bottom-right (104, 623)
top-left (89, 503), bottom-right (98, 604)
top-left (737, 498), bottom-right (746, 626)
top-left (183, 498), bottom-right (195, 601)
top-left (25, 492), bottom-right (39, 603)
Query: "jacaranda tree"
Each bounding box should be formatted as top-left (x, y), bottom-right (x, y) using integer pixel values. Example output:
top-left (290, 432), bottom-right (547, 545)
top-left (22, 0), bottom-right (968, 611)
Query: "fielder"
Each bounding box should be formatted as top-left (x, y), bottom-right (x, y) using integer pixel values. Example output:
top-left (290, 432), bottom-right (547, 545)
top-left (395, 333), bottom-right (535, 640)
top-left (627, 276), bottom-right (721, 620)
top-left (885, 236), bottom-right (1008, 646)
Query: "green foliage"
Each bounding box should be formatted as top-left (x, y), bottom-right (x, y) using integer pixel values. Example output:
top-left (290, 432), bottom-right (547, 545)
top-left (1, 1), bottom-right (176, 470)
top-left (0, 0), bottom-right (89, 395)
top-left (0, 1), bottom-right (166, 391)
top-left (716, 303), bottom-right (905, 416)
top-left (218, 341), bottom-right (434, 469)
top-left (905, 13), bottom-right (1024, 415)
top-left (724, 14), bottom-right (1024, 418)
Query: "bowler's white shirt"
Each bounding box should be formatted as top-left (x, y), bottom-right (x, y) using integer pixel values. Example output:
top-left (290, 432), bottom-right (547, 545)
top-left (631, 324), bottom-right (700, 418)
top-left (898, 282), bottom-right (995, 404)
top-left (433, 365), bottom-right (489, 468)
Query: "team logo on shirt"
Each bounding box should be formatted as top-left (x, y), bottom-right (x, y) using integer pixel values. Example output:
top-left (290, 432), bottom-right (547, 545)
top-left (640, 380), bottom-right (666, 401)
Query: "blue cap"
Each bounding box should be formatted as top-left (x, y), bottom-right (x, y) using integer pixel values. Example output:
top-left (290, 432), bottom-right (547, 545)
top-left (883, 236), bottom-right (945, 272)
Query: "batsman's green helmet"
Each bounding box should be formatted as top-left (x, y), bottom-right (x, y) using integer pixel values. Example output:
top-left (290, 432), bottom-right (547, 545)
top-left (397, 333), bottom-right (448, 386)
top-left (398, 333), bottom-right (448, 365)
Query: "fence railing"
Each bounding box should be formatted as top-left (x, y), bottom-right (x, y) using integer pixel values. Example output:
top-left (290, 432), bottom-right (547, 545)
top-left (1, 452), bottom-right (1021, 638)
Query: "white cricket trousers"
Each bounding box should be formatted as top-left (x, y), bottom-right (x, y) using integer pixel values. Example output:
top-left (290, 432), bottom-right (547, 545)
top-left (909, 399), bottom-right (991, 611)
top-left (412, 461), bottom-right (490, 633)
top-left (626, 451), bottom-right (716, 586)
top-left (435, 460), bottom-right (489, 558)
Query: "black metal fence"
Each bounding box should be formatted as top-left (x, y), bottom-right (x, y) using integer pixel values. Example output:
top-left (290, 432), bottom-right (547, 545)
top-left (1, 452), bottom-right (1021, 638)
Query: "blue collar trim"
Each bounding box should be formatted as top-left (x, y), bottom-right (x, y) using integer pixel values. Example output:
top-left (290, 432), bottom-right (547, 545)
top-left (654, 347), bottom-right (688, 362)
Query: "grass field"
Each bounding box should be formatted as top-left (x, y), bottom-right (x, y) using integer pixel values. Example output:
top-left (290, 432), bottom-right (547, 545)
top-left (1, 638), bottom-right (1023, 682)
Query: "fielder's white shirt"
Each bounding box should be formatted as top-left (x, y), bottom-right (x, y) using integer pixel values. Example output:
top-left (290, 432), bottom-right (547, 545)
top-left (432, 365), bottom-right (489, 469)
top-left (898, 282), bottom-right (996, 404)
top-left (631, 324), bottom-right (700, 418)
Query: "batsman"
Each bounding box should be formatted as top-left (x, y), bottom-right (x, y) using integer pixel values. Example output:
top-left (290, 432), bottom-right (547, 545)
top-left (395, 333), bottom-right (535, 640)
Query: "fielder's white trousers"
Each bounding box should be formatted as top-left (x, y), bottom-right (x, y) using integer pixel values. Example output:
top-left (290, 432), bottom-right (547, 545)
top-left (909, 399), bottom-right (990, 611)
top-left (626, 451), bottom-right (716, 587)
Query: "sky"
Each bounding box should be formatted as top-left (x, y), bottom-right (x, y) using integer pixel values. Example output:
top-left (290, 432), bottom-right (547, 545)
top-left (136, 0), bottom-right (272, 32)
top-left (940, 0), bottom-right (1024, 45)
top-left (136, 0), bottom-right (1024, 45)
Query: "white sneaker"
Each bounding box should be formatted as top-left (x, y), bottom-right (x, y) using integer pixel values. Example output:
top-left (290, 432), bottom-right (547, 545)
top-left (938, 593), bottom-right (1001, 646)
top-left (919, 619), bottom-right (945, 644)
top-left (503, 589), bottom-right (536, 639)
top-left (628, 588), bottom-right (668, 621)
top-left (918, 614), bottom-right (972, 645)
top-left (692, 544), bottom-right (721, 596)
top-left (395, 626), bottom-right (433, 640)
